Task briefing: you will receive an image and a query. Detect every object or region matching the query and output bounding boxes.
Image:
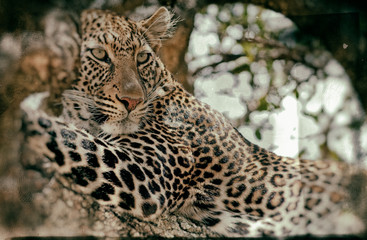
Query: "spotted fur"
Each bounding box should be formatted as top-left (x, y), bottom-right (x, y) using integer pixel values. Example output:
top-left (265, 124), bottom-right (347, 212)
top-left (21, 7), bottom-right (365, 237)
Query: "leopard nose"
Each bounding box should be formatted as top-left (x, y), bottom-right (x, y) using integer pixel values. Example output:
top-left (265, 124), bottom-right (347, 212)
top-left (116, 96), bottom-right (142, 112)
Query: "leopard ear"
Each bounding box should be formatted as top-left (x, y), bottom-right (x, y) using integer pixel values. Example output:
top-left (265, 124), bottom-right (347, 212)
top-left (140, 7), bottom-right (175, 52)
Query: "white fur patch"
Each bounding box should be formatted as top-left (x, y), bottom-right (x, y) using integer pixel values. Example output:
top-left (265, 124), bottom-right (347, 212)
top-left (20, 92), bottom-right (49, 112)
top-left (101, 120), bottom-right (140, 135)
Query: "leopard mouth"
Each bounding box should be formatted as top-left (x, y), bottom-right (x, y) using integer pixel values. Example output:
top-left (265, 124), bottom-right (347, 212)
top-left (101, 117), bottom-right (141, 135)
top-left (90, 106), bottom-right (143, 134)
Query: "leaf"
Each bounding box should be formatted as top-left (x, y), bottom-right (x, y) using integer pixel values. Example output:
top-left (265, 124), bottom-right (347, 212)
top-left (257, 97), bottom-right (268, 111)
top-left (230, 64), bottom-right (251, 74)
top-left (294, 89), bottom-right (299, 98)
top-left (255, 128), bottom-right (262, 140)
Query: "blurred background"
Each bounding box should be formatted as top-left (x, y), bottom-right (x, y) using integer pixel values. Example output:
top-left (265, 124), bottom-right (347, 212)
top-left (0, 0), bottom-right (366, 238)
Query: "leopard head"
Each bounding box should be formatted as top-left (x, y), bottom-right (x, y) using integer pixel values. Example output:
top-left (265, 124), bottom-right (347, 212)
top-left (73, 7), bottom-right (175, 135)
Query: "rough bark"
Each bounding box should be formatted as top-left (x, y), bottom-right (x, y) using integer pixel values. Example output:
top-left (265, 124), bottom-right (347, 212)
top-left (0, 0), bottom-right (366, 238)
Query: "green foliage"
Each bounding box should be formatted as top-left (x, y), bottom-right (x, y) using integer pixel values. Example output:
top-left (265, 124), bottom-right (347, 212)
top-left (255, 128), bottom-right (262, 140)
top-left (230, 64), bottom-right (250, 74)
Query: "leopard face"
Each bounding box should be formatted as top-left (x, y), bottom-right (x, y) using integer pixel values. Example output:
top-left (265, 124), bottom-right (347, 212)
top-left (72, 8), bottom-right (175, 135)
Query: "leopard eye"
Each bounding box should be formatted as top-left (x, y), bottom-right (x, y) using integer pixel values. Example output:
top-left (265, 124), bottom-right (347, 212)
top-left (90, 48), bottom-right (109, 62)
top-left (136, 52), bottom-right (150, 64)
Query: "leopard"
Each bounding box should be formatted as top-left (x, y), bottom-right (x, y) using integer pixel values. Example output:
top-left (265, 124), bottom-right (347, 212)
top-left (21, 7), bottom-right (365, 237)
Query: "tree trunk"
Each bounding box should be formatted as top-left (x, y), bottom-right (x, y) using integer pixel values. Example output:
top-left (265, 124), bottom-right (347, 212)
top-left (0, 0), bottom-right (366, 238)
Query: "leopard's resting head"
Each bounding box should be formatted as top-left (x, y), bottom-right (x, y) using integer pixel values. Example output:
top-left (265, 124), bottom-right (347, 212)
top-left (72, 7), bottom-right (175, 135)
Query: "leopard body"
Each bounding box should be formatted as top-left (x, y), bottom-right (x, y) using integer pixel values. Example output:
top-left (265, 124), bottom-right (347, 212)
top-left (21, 7), bottom-right (365, 237)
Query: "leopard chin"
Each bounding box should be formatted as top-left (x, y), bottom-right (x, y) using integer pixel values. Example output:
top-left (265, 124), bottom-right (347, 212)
top-left (101, 119), bottom-right (141, 135)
